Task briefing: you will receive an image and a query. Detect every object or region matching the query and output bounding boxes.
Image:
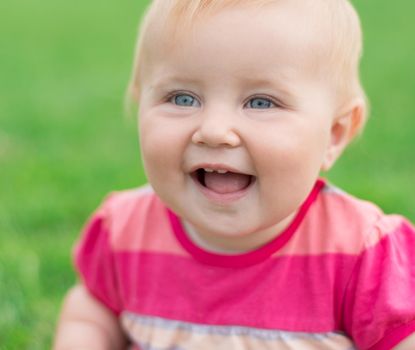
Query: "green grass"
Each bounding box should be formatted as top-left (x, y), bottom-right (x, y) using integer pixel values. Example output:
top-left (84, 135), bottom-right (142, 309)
top-left (0, 0), bottom-right (150, 347)
top-left (1, 0), bottom-right (415, 348)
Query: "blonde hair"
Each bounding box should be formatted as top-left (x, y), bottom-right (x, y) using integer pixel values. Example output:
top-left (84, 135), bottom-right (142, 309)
top-left (126, 0), bottom-right (367, 128)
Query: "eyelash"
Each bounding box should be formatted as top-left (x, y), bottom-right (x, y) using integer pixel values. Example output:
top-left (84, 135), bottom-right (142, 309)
top-left (243, 95), bottom-right (282, 109)
top-left (165, 92), bottom-right (284, 109)
top-left (166, 91), bottom-right (200, 107)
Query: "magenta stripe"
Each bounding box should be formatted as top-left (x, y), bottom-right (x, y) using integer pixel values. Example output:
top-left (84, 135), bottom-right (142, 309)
top-left (368, 320), bottom-right (415, 350)
top-left (114, 251), bottom-right (357, 332)
top-left (74, 215), bottom-right (122, 315)
top-left (167, 179), bottom-right (326, 268)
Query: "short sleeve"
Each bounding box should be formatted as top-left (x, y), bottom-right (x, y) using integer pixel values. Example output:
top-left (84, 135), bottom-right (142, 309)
top-left (343, 216), bottom-right (415, 350)
top-left (73, 195), bottom-right (122, 315)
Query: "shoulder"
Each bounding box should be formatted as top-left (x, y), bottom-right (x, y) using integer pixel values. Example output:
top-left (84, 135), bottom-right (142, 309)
top-left (319, 183), bottom-right (384, 230)
top-left (84, 184), bottom-right (171, 251)
top-left (303, 182), bottom-right (414, 255)
top-left (329, 185), bottom-right (415, 349)
top-left (100, 184), bottom-right (159, 217)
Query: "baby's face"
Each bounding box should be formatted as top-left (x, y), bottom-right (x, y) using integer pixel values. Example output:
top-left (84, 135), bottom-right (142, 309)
top-left (138, 2), bottom-right (339, 251)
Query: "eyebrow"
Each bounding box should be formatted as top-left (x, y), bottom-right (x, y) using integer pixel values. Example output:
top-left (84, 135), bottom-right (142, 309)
top-left (150, 74), bottom-right (292, 91)
top-left (147, 71), bottom-right (298, 104)
top-left (148, 75), bottom-right (201, 91)
top-left (236, 75), bottom-right (297, 100)
top-left (231, 63), bottom-right (297, 85)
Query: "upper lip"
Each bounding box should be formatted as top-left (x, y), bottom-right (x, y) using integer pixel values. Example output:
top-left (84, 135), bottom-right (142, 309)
top-left (189, 163), bottom-right (252, 175)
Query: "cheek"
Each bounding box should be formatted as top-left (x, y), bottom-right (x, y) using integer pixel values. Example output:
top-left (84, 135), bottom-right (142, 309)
top-left (251, 131), bottom-right (327, 221)
top-left (139, 117), bottom-right (186, 180)
top-left (250, 125), bottom-right (329, 177)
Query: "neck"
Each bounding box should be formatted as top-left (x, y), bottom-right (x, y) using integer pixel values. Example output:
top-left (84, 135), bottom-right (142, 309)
top-left (182, 212), bottom-right (297, 254)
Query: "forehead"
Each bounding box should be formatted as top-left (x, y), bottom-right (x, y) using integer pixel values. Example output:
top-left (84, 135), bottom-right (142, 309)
top-left (141, 2), bottom-right (329, 81)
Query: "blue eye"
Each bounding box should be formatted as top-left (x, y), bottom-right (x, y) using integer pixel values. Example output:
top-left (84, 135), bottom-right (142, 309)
top-left (247, 97), bottom-right (275, 109)
top-left (171, 94), bottom-right (200, 107)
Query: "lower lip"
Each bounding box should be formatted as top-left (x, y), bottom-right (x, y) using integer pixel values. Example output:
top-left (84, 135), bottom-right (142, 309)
top-left (190, 175), bottom-right (255, 204)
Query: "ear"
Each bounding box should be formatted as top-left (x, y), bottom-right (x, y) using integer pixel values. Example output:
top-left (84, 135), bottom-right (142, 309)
top-left (128, 80), bottom-right (141, 102)
top-left (321, 99), bottom-right (365, 171)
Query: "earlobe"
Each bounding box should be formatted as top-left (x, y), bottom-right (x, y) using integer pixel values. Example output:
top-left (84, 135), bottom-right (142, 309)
top-left (321, 99), bottom-right (365, 171)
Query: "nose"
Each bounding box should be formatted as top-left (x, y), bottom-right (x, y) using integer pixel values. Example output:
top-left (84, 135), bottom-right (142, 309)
top-left (191, 110), bottom-right (241, 148)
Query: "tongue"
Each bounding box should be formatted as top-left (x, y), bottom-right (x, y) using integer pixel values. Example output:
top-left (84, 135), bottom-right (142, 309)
top-left (204, 172), bottom-right (251, 194)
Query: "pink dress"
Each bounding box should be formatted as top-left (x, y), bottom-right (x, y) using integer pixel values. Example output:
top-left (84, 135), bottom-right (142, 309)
top-left (74, 180), bottom-right (415, 350)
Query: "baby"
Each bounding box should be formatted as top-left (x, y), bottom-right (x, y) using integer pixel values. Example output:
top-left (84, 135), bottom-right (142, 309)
top-left (54, 0), bottom-right (415, 349)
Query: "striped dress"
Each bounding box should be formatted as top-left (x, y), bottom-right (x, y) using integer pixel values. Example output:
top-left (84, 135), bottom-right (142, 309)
top-left (74, 180), bottom-right (415, 350)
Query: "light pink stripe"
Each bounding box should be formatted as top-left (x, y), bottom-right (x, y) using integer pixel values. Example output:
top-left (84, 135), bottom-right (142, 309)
top-left (279, 185), bottom-right (386, 256)
top-left (104, 189), bottom-right (188, 256)
top-left (98, 180), bottom-right (402, 260)
top-left (103, 180), bottom-right (404, 262)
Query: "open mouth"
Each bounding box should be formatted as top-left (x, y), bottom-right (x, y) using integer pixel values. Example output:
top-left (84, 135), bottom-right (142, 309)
top-left (191, 168), bottom-right (255, 194)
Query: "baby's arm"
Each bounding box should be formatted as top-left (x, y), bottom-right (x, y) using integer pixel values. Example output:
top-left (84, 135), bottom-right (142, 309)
top-left (394, 333), bottom-right (415, 350)
top-left (53, 284), bottom-right (127, 350)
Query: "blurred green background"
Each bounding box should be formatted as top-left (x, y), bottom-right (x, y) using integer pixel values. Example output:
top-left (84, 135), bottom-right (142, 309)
top-left (1, 0), bottom-right (414, 348)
